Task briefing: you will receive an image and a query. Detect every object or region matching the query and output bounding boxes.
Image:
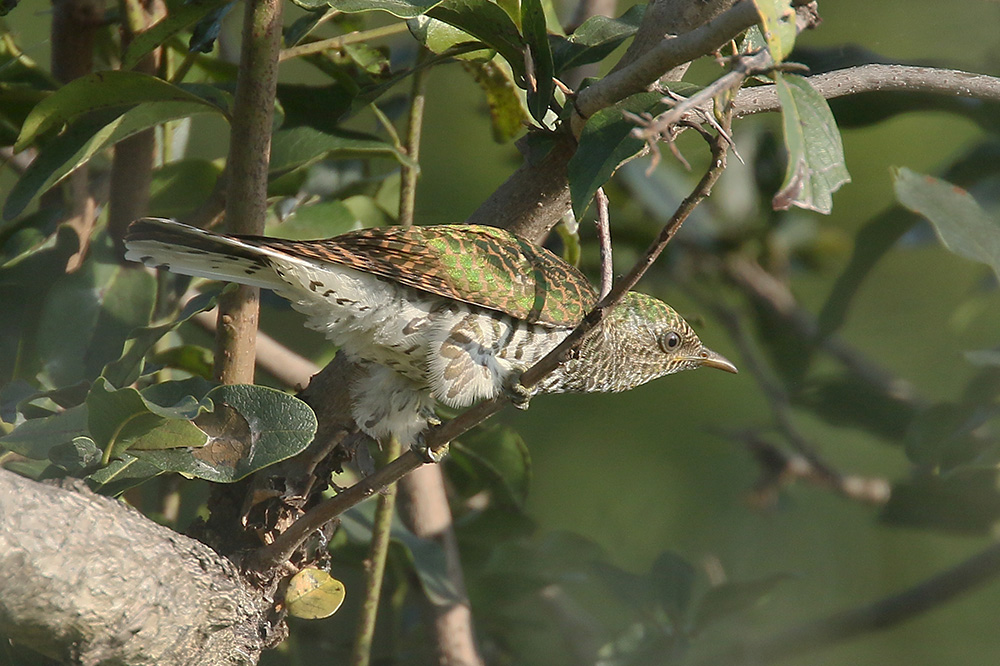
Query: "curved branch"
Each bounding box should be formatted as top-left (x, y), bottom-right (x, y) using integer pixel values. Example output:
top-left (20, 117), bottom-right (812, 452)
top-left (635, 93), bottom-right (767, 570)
top-left (730, 64), bottom-right (1000, 117)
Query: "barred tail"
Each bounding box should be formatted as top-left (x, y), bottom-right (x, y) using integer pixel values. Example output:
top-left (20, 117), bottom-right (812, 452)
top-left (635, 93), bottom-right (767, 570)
top-left (123, 217), bottom-right (287, 290)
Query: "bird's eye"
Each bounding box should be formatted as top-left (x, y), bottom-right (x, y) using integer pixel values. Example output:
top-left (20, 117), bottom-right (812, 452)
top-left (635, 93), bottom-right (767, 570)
top-left (659, 331), bottom-right (682, 352)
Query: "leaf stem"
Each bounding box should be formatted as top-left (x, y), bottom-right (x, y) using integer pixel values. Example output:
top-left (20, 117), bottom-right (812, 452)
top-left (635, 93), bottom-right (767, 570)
top-left (278, 22), bottom-right (409, 62)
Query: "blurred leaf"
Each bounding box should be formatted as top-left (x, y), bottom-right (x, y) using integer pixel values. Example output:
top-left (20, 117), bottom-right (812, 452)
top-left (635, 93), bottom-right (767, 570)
top-left (568, 92), bottom-right (667, 219)
top-left (752, 0), bottom-right (796, 63)
top-left (464, 60), bottom-right (528, 142)
top-left (0, 227), bottom-right (79, 384)
top-left (189, 2), bottom-right (238, 53)
top-left (286, 8), bottom-right (339, 46)
top-left (816, 207), bottom-right (917, 337)
top-left (341, 502), bottom-right (462, 605)
top-left (277, 83), bottom-right (355, 132)
top-left (5, 101), bottom-right (225, 220)
top-left (133, 384), bottom-right (316, 482)
top-left (694, 573), bottom-right (791, 629)
top-left (285, 568), bottom-right (347, 619)
top-left (881, 470), bottom-right (1000, 534)
top-left (426, 0), bottom-right (526, 80)
top-left (771, 72), bottom-right (850, 214)
top-left (0, 404), bottom-right (87, 460)
top-left (15, 71), bottom-right (226, 151)
top-left (965, 350), bottom-right (1000, 368)
top-left (448, 424), bottom-right (531, 509)
top-left (101, 289), bottom-right (220, 388)
top-left (269, 126), bottom-right (413, 175)
top-left (122, 0), bottom-right (232, 68)
top-left (148, 159), bottom-right (223, 218)
top-left (550, 5), bottom-right (644, 74)
top-left (893, 168), bottom-right (1000, 281)
top-left (521, 0), bottom-right (554, 125)
top-left (590, 560), bottom-right (654, 610)
top-left (0, 32), bottom-right (58, 146)
top-left (903, 403), bottom-right (995, 470)
top-left (271, 200), bottom-right (359, 238)
top-left (649, 551), bottom-right (696, 620)
top-left (149, 344), bottom-right (214, 379)
top-left (794, 374), bottom-right (918, 442)
top-left (85, 452), bottom-right (164, 496)
top-left (36, 242), bottom-right (156, 387)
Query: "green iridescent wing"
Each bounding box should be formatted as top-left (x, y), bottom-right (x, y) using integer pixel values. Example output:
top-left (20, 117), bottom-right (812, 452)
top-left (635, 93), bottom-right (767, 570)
top-left (260, 225), bottom-right (597, 327)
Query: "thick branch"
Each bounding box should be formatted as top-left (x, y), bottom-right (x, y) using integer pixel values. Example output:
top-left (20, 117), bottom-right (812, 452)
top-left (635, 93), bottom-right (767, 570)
top-left (214, 0), bottom-right (283, 385)
top-left (0, 469), bottom-right (270, 664)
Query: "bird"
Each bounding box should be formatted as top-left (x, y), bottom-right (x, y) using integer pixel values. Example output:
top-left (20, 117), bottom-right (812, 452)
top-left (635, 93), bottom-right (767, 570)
top-left (124, 218), bottom-right (737, 456)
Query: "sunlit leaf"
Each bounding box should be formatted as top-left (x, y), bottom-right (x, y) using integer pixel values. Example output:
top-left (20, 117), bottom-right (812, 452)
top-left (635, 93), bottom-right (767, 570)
top-left (426, 0), bottom-right (526, 80)
top-left (325, 0), bottom-right (443, 18)
top-left (771, 72), bottom-right (850, 213)
top-left (285, 568), bottom-right (347, 619)
top-left (752, 0), bottom-right (796, 63)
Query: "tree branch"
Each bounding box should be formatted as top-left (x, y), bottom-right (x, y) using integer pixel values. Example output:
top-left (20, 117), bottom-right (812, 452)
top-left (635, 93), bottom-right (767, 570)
top-left (730, 64), bottom-right (1000, 118)
top-left (214, 0), bottom-right (283, 385)
top-left (0, 469), bottom-right (271, 664)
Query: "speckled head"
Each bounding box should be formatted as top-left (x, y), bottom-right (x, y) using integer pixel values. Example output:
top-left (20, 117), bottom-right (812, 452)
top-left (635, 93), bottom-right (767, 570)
top-left (554, 292), bottom-right (737, 394)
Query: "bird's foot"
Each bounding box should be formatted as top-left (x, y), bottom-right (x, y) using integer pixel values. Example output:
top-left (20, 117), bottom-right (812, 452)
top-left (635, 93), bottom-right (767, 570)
top-left (410, 432), bottom-right (448, 463)
top-left (502, 372), bottom-right (532, 410)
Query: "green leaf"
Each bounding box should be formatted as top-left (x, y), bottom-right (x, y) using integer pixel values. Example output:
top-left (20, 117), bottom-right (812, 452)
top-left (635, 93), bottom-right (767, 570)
top-left (771, 72), bottom-right (850, 214)
top-left (550, 5), bottom-right (644, 74)
top-left (36, 242), bottom-right (156, 387)
top-left (521, 0), bottom-right (555, 125)
top-left (269, 126), bottom-right (413, 175)
top-left (85, 452), bottom-right (164, 496)
top-left (893, 168), bottom-right (1000, 281)
top-left (132, 384), bottom-right (317, 482)
top-left (15, 71), bottom-right (226, 151)
top-left (86, 378), bottom-right (211, 463)
top-left (794, 374), bottom-right (917, 442)
top-left (751, 0), bottom-right (796, 62)
top-left (121, 0), bottom-right (233, 69)
top-left (568, 91), bottom-right (670, 218)
top-left (270, 200), bottom-right (359, 239)
top-left (101, 289), bottom-right (220, 388)
top-left (694, 573), bottom-right (791, 629)
top-left (426, 0), bottom-right (526, 80)
top-left (448, 424), bottom-right (531, 508)
top-left (464, 60), bottom-right (529, 143)
top-left (649, 551), bottom-right (696, 620)
top-left (881, 470), bottom-right (1000, 534)
top-left (903, 403), bottom-right (994, 470)
top-left (0, 404), bottom-right (87, 460)
top-left (325, 0), bottom-right (443, 18)
top-left (5, 101), bottom-right (224, 220)
top-left (341, 502), bottom-right (462, 605)
top-left (407, 15), bottom-right (494, 60)
top-left (148, 159), bottom-right (223, 218)
top-left (48, 436), bottom-right (101, 473)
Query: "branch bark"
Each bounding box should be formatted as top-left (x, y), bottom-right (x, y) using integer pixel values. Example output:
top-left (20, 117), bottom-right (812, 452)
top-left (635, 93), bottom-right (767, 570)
top-left (0, 469), bottom-right (271, 664)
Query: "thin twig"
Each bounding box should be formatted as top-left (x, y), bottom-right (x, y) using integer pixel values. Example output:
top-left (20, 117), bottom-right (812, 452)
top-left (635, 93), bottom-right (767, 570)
top-left (278, 22), bottom-right (409, 62)
top-left (249, 115), bottom-right (734, 570)
top-left (594, 188), bottom-right (613, 300)
top-left (399, 48), bottom-right (429, 228)
top-left (350, 437), bottom-right (402, 666)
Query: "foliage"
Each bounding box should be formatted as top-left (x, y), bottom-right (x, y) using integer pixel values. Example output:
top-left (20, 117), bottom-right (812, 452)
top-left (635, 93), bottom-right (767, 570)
top-left (2, 0), bottom-right (1000, 664)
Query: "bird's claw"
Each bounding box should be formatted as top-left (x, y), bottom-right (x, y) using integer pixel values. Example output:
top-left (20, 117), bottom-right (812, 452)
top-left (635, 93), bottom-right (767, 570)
top-left (411, 432), bottom-right (448, 463)
top-left (502, 373), bottom-right (532, 410)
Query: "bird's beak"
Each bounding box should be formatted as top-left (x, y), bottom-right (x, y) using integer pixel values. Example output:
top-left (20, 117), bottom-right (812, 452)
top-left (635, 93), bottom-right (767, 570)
top-left (697, 348), bottom-right (738, 374)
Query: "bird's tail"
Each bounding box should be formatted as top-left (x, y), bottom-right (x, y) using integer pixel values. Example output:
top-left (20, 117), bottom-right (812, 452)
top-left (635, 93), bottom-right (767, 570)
top-left (124, 217), bottom-right (288, 290)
